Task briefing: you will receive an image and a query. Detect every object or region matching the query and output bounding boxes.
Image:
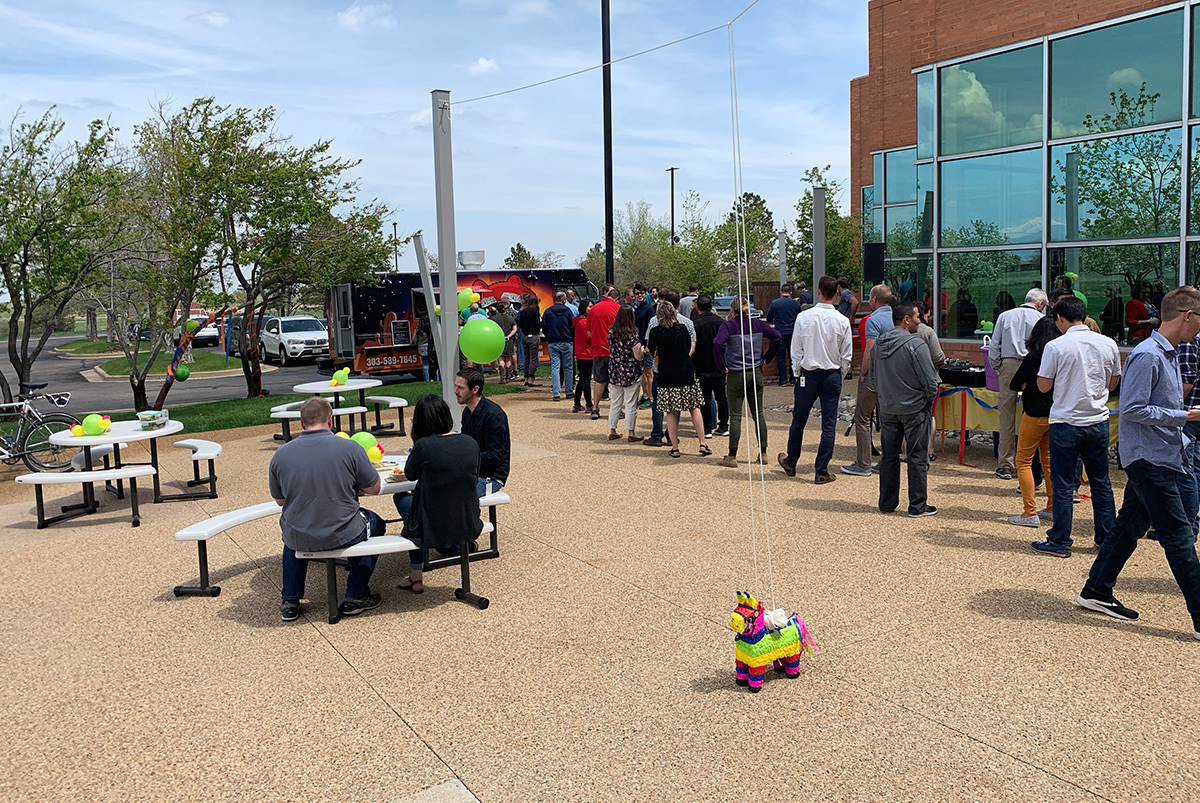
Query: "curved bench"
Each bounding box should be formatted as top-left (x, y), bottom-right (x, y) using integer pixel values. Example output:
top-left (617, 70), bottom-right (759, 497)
top-left (165, 439), bottom-right (222, 501)
top-left (17, 465), bottom-right (156, 528)
top-left (364, 395), bottom-right (408, 437)
top-left (297, 522), bottom-right (494, 622)
top-left (173, 502), bottom-right (281, 597)
top-left (70, 442), bottom-right (130, 499)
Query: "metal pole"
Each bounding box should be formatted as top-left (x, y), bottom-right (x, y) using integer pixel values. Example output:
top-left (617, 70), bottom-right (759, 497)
top-left (431, 89), bottom-right (461, 427)
top-left (1065, 151), bottom-right (1079, 276)
top-left (812, 186), bottom-right (826, 293)
top-left (392, 222), bottom-right (399, 272)
top-left (777, 230), bottom-right (787, 285)
top-left (602, 0), bottom-right (615, 285)
top-left (667, 167), bottom-right (678, 244)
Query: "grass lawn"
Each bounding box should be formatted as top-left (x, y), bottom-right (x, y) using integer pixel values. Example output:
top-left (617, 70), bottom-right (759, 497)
top-left (99, 350), bottom-right (234, 376)
top-left (109, 380), bottom-right (527, 433)
top-left (58, 339), bottom-right (122, 355)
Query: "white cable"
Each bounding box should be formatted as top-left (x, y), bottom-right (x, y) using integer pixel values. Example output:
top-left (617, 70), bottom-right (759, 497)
top-left (452, 0), bottom-right (768, 106)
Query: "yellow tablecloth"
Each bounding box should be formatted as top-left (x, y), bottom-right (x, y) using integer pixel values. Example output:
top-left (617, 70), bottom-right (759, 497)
top-left (934, 385), bottom-right (1118, 446)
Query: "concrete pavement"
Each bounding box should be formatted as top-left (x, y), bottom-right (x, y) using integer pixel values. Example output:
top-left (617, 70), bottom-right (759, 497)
top-left (1, 384), bottom-right (1195, 802)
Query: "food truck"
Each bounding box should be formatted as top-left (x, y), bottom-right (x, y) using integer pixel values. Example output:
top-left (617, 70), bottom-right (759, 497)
top-left (326, 268), bottom-right (596, 377)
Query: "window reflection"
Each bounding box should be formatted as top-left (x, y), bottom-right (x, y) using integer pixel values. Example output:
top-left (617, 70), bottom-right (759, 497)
top-left (1189, 127), bottom-right (1200, 235)
top-left (917, 71), bottom-right (935, 159)
top-left (885, 206), bottom-right (918, 257)
top-left (940, 150), bottom-right (1042, 246)
top-left (862, 186), bottom-right (880, 242)
top-left (940, 45), bottom-right (1042, 155)
top-left (885, 148), bottom-right (917, 203)
top-left (1050, 128), bottom-right (1181, 241)
top-left (1050, 10), bottom-right (1183, 138)
top-left (938, 250), bottom-right (1042, 339)
top-left (873, 153), bottom-right (884, 208)
top-left (1049, 244), bottom-right (1179, 345)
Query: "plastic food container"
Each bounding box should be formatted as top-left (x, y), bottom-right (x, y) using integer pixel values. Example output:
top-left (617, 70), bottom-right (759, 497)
top-left (136, 409), bottom-right (170, 430)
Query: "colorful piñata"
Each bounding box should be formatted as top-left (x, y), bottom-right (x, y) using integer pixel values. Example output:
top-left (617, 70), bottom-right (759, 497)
top-left (728, 591), bottom-right (816, 693)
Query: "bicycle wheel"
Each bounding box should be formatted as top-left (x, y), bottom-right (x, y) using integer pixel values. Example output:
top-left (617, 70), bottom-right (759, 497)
top-left (21, 413), bottom-right (82, 472)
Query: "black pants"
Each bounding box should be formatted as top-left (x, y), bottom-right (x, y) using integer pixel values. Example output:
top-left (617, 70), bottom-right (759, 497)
top-left (522, 334), bottom-right (540, 378)
top-left (698, 373), bottom-right (728, 432)
top-left (785, 369), bottom-right (841, 475)
top-left (879, 410), bottom-right (933, 515)
top-left (574, 359), bottom-right (593, 408)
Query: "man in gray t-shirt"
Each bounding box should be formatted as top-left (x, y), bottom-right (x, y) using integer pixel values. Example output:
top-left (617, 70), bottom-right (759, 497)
top-left (270, 397), bottom-right (384, 620)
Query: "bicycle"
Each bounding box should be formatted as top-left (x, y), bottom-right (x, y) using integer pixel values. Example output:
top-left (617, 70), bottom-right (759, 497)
top-left (0, 382), bottom-right (81, 472)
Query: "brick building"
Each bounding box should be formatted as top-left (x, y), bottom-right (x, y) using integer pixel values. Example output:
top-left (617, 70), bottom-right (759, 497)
top-left (850, 0), bottom-right (1193, 358)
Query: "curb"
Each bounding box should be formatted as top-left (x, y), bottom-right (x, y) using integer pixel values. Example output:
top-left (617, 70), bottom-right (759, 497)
top-left (81, 363), bottom-right (278, 383)
top-left (54, 347), bottom-right (123, 360)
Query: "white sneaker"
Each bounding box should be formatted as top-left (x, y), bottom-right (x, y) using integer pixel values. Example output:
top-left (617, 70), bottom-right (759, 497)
top-left (1007, 514), bottom-right (1040, 527)
top-left (1037, 509), bottom-right (1053, 523)
top-left (841, 464), bottom-right (872, 477)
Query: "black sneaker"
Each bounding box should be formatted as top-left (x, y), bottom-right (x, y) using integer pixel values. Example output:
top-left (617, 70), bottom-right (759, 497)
top-left (280, 600), bottom-right (301, 622)
top-left (1193, 615), bottom-right (1200, 641)
top-left (339, 592), bottom-right (383, 617)
top-left (713, 426), bottom-right (730, 437)
top-left (1075, 588), bottom-right (1139, 621)
top-left (590, 409), bottom-right (600, 420)
top-left (908, 506), bottom-right (938, 518)
top-left (995, 466), bottom-right (1014, 480)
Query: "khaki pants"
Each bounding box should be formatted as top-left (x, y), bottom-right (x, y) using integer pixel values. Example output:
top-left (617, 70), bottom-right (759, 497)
top-left (853, 375), bottom-right (877, 469)
top-left (997, 357), bottom-right (1022, 471)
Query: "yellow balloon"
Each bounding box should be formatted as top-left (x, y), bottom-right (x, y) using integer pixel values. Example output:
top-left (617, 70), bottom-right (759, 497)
top-left (367, 445), bottom-right (383, 463)
top-left (471, 292), bottom-right (481, 303)
top-left (434, 305), bottom-right (441, 315)
top-left (70, 424), bottom-right (84, 436)
top-left (330, 378), bottom-right (339, 386)
top-left (336, 431), bottom-right (351, 439)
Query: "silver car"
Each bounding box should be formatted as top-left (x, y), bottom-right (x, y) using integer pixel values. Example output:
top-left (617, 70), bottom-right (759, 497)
top-left (260, 316), bottom-right (329, 366)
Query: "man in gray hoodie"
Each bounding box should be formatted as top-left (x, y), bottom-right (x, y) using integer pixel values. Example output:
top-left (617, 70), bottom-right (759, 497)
top-left (872, 302), bottom-right (940, 517)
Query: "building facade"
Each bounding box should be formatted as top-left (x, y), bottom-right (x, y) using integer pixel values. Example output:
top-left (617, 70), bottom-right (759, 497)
top-left (851, 0), bottom-right (1196, 347)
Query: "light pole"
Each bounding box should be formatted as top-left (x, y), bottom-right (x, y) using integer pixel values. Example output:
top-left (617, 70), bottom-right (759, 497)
top-left (666, 167), bottom-right (678, 244)
top-left (602, 0), bottom-right (614, 284)
top-left (392, 221), bottom-right (399, 272)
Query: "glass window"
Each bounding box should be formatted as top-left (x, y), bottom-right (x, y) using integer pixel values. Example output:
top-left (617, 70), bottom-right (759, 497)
top-left (1049, 243), bottom-right (1179, 345)
top-left (938, 249), bottom-right (1042, 339)
top-left (916, 163), bottom-right (933, 204)
top-left (885, 205), bottom-right (919, 257)
top-left (873, 153), bottom-right (884, 209)
top-left (939, 149), bottom-right (1042, 246)
top-left (940, 45), bottom-right (1042, 155)
top-left (862, 186), bottom-right (880, 242)
top-left (884, 259), bottom-right (915, 300)
top-left (1050, 10), bottom-right (1183, 138)
top-left (1193, 8), bottom-right (1200, 117)
top-left (1188, 242), bottom-right (1200, 286)
top-left (1190, 127), bottom-right (1200, 235)
top-left (917, 71), bottom-right (935, 159)
top-left (1049, 128), bottom-right (1181, 241)
top-left (885, 148), bottom-right (916, 203)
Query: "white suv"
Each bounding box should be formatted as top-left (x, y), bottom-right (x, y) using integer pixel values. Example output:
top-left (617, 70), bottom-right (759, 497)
top-left (260, 316), bottom-right (328, 366)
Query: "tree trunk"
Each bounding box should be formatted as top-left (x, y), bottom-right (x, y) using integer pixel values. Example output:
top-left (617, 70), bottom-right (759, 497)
top-left (106, 310), bottom-right (117, 343)
top-left (85, 308), bottom-right (98, 341)
top-left (130, 375), bottom-right (149, 412)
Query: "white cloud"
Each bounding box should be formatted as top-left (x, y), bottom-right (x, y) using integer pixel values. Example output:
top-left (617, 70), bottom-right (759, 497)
top-left (468, 57), bottom-right (499, 75)
top-left (506, 1), bottom-right (553, 23)
top-left (336, 3), bottom-right (396, 33)
top-left (187, 10), bottom-right (233, 28)
top-left (1107, 67), bottom-right (1145, 92)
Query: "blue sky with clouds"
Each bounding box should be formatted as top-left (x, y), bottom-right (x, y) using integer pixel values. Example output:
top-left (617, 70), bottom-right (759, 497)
top-left (0, 0), bottom-right (867, 269)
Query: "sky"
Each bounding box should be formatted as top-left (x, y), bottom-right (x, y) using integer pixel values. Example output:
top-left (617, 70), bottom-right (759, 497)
top-left (0, 0), bottom-right (868, 272)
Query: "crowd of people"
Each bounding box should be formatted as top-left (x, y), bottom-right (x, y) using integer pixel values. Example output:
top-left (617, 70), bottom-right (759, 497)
top-left (272, 274), bottom-right (1200, 641)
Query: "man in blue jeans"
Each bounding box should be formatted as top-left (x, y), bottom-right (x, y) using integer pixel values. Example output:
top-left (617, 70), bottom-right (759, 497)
top-left (778, 276), bottom-right (852, 483)
top-left (541, 291), bottom-right (575, 401)
top-left (1033, 296), bottom-right (1121, 557)
top-left (270, 397), bottom-right (385, 621)
top-left (1077, 287), bottom-right (1200, 640)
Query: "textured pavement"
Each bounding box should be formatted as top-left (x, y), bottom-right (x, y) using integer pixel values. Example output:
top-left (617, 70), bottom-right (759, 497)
top-left (1, 383), bottom-right (1196, 802)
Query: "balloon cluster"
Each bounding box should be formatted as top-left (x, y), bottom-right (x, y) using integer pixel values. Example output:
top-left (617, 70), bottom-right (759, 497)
top-left (329, 368), bottom-right (351, 387)
top-left (337, 430), bottom-right (384, 463)
top-left (72, 414), bottom-right (112, 436)
top-left (457, 289), bottom-right (482, 311)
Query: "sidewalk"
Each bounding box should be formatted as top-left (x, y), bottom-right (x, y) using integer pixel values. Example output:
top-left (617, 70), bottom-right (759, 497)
top-left (0, 384), bottom-right (1192, 802)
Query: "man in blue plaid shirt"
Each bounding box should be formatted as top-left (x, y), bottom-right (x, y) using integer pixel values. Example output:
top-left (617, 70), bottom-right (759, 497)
top-left (1177, 329), bottom-right (1200, 537)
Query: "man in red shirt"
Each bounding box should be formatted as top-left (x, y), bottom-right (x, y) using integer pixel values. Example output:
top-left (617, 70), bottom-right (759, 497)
top-left (588, 286), bottom-right (622, 420)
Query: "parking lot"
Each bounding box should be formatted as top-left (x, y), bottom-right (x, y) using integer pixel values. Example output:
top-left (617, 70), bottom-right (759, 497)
top-left (26, 336), bottom-right (361, 412)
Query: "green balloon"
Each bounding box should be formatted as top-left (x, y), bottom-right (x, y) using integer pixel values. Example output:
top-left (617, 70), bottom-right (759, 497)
top-left (185, 319), bottom-right (200, 333)
top-left (174, 364), bottom-right (190, 381)
top-left (350, 431), bottom-right (377, 450)
top-left (457, 288), bottom-right (474, 311)
top-left (460, 318), bottom-right (506, 364)
top-left (82, 414), bottom-right (104, 436)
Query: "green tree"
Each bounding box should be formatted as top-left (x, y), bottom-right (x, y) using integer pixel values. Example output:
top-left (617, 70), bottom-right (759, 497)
top-left (503, 242), bottom-right (538, 272)
top-left (614, 201), bottom-right (669, 287)
top-left (660, 192), bottom-right (723, 294)
top-left (0, 110), bottom-right (130, 402)
top-left (576, 242), bottom-right (605, 288)
top-left (716, 192), bottom-right (778, 285)
top-left (790, 166), bottom-right (863, 288)
top-left (185, 99), bottom-right (392, 397)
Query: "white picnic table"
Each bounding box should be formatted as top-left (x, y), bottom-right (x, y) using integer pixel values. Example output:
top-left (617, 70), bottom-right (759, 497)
top-left (293, 377), bottom-right (383, 431)
top-left (47, 419), bottom-right (185, 506)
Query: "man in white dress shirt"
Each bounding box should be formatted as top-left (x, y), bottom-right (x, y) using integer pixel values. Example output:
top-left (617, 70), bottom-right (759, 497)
top-left (778, 275), bottom-right (853, 484)
top-left (989, 288), bottom-right (1048, 480)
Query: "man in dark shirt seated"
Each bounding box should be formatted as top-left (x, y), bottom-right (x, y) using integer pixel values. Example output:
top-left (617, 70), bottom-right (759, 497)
top-left (456, 368), bottom-right (511, 495)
